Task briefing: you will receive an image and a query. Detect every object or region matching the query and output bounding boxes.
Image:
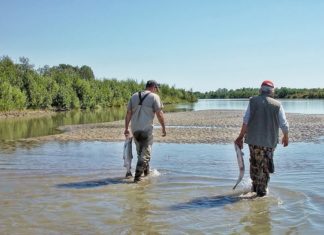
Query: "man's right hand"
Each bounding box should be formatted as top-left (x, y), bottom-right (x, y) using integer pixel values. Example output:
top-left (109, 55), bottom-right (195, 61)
top-left (124, 129), bottom-right (130, 137)
top-left (234, 137), bottom-right (244, 149)
top-left (161, 128), bottom-right (166, 137)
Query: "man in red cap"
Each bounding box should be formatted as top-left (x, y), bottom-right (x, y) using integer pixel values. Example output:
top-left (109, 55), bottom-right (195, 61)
top-left (235, 80), bottom-right (289, 197)
top-left (124, 80), bottom-right (166, 182)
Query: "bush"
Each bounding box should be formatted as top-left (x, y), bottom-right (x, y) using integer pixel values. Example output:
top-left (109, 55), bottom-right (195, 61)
top-left (0, 81), bottom-right (26, 111)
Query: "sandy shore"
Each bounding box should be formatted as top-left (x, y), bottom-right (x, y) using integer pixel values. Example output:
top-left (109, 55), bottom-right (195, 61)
top-left (32, 110), bottom-right (324, 144)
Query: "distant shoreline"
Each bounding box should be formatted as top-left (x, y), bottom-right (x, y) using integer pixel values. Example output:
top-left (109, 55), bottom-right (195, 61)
top-left (27, 110), bottom-right (324, 144)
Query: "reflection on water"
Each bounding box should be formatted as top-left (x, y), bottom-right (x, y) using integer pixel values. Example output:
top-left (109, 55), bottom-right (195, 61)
top-left (240, 198), bottom-right (272, 235)
top-left (0, 107), bottom-right (126, 141)
top-left (0, 141), bottom-right (323, 234)
top-left (0, 139), bottom-right (42, 154)
top-left (118, 183), bottom-right (166, 234)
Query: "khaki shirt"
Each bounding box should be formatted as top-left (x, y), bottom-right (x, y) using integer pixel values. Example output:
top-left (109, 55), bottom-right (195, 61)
top-left (127, 91), bottom-right (163, 135)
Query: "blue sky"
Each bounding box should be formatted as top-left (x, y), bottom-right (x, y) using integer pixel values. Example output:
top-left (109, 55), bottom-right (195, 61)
top-left (1, 0), bottom-right (323, 92)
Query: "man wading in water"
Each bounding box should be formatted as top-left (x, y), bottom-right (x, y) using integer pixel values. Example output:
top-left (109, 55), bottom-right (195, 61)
top-left (235, 80), bottom-right (289, 197)
top-left (124, 80), bottom-right (166, 183)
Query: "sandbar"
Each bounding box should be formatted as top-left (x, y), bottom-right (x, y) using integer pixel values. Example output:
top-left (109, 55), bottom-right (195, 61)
top-left (32, 110), bottom-right (324, 144)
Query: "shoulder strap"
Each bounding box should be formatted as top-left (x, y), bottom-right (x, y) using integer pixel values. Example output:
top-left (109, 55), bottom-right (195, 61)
top-left (138, 92), bottom-right (150, 105)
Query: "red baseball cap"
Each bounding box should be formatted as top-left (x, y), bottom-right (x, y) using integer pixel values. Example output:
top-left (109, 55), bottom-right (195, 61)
top-left (261, 80), bottom-right (274, 88)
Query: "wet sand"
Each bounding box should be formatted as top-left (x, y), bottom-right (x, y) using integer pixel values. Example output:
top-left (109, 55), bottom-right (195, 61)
top-left (32, 110), bottom-right (324, 144)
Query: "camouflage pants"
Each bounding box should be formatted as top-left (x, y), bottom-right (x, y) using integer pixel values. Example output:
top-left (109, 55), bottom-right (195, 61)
top-left (133, 131), bottom-right (153, 180)
top-left (249, 145), bottom-right (275, 196)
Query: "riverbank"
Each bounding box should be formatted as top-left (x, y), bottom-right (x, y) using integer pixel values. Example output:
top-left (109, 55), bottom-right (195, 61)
top-left (31, 110), bottom-right (324, 144)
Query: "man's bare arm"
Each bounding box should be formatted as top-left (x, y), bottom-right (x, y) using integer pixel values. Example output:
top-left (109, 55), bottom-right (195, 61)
top-left (124, 110), bottom-right (132, 136)
top-left (156, 110), bottom-right (166, 137)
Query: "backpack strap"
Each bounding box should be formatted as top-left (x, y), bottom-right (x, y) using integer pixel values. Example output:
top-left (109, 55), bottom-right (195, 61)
top-left (138, 92), bottom-right (150, 105)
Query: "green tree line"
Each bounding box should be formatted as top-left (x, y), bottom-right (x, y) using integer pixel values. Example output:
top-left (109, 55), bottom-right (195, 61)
top-left (0, 56), bottom-right (197, 111)
top-left (196, 87), bottom-right (324, 99)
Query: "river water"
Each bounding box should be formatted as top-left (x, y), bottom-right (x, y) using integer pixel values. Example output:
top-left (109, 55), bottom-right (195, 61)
top-left (1, 99), bottom-right (324, 234)
top-left (177, 98), bottom-right (324, 114)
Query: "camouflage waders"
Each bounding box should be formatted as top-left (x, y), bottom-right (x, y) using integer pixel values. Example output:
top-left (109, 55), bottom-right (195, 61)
top-left (249, 145), bottom-right (275, 197)
top-left (133, 130), bottom-right (152, 182)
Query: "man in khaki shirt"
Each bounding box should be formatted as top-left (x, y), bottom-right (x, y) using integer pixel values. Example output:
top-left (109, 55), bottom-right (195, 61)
top-left (124, 80), bottom-right (166, 182)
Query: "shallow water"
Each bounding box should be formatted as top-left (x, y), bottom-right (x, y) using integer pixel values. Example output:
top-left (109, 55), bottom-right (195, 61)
top-left (1, 141), bottom-right (323, 234)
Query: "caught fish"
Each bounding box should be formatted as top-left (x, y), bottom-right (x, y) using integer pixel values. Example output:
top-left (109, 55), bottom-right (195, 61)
top-left (233, 143), bottom-right (245, 190)
top-left (123, 137), bottom-right (133, 176)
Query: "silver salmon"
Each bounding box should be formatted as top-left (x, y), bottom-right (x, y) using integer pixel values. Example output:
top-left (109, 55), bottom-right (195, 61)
top-left (123, 137), bottom-right (133, 174)
top-left (233, 143), bottom-right (245, 190)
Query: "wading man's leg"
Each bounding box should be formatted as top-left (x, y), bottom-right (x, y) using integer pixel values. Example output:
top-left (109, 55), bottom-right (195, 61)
top-left (133, 131), bottom-right (153, 182)
top-left (134, 144), bottom-right (151, 182)
top-left (249, 145), bottom-right (272, 197)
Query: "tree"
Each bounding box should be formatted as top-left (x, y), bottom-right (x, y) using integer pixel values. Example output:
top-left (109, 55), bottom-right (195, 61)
top-left (79, 65), bottom-right (95, 80)
top-left (73, 78), bottom-right (95, 109)
top-left (276, 87), bottom-right (289, 98)
top-left (0, 56), bottom-right (20, 87)
top-left (52, 85), bottom-right (79, 110)
top-left (0, 55), bottom-right (199, 111)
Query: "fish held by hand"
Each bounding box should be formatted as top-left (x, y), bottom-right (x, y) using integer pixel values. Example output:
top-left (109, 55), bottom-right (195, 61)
top-left (233, 143), bottom-right (245, 190)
